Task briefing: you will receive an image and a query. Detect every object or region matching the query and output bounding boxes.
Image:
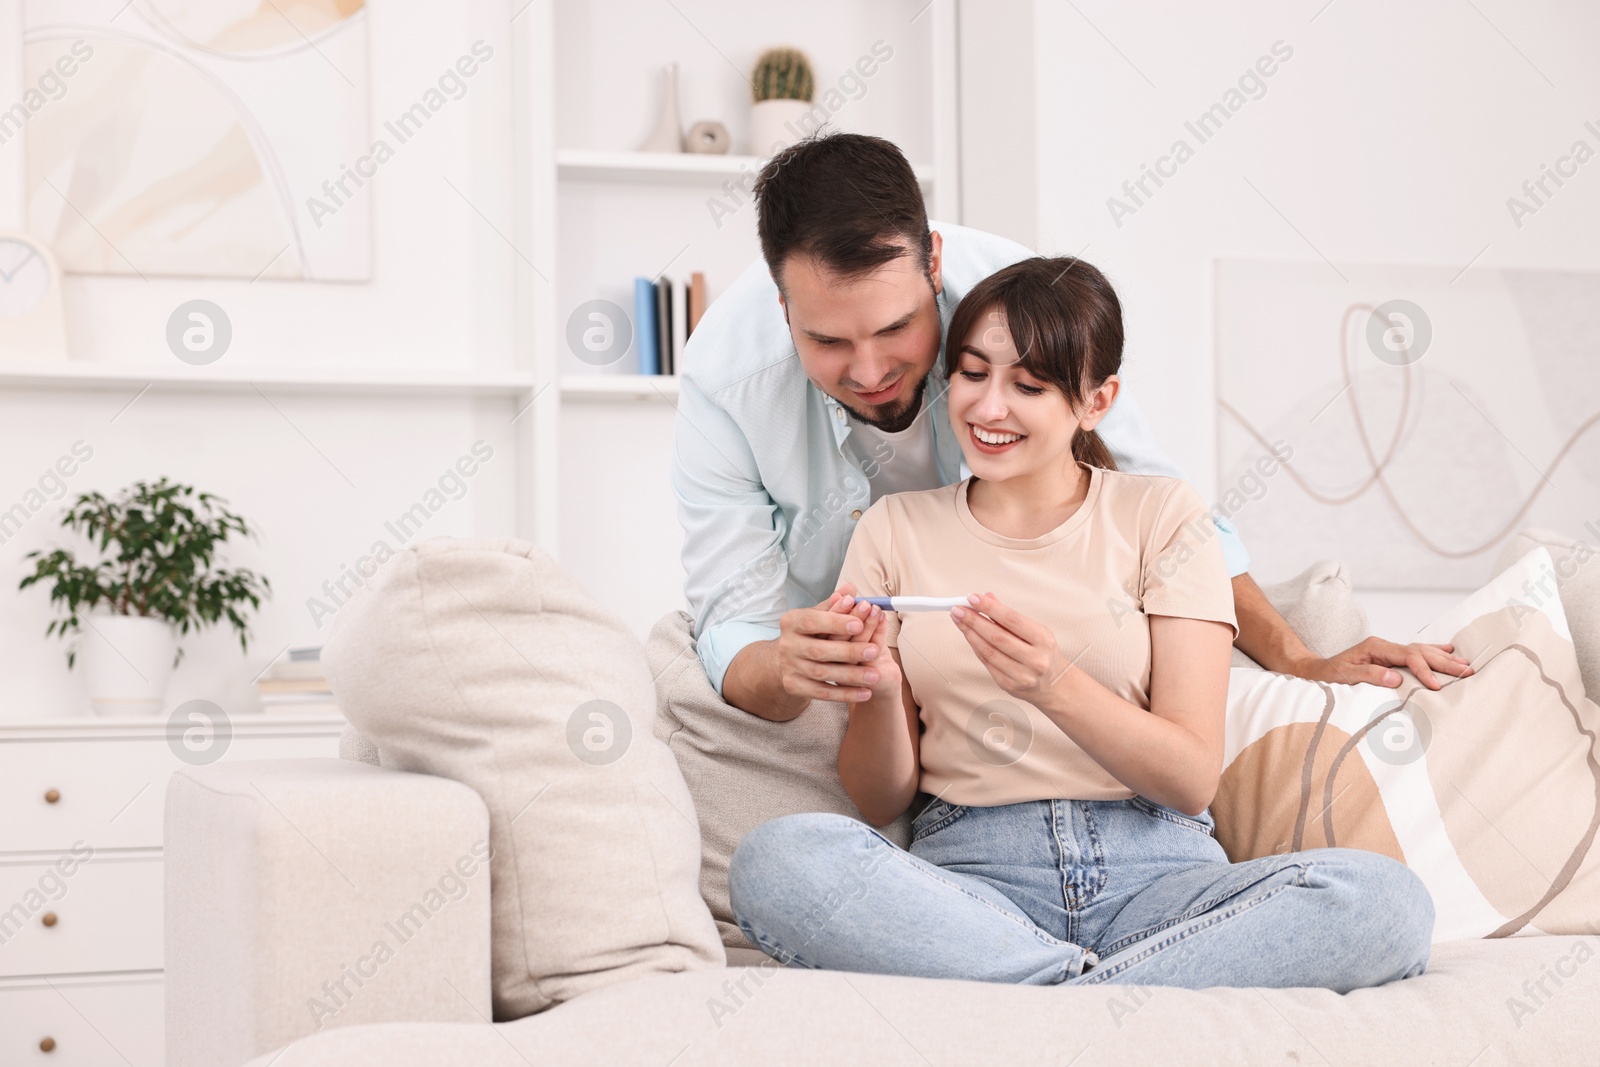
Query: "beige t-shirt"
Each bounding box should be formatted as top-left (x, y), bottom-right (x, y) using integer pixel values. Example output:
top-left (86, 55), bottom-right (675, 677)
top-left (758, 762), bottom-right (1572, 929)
top-left (838, 465), bottom-right (1239, 806)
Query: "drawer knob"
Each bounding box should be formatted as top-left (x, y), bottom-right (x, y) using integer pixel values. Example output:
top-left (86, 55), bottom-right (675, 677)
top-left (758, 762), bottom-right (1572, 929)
top-left (40, 1036), bottom-right (56, 1052)
top-left (41, 912), bottom-right (58, 928)
top-left (45, 789), bottom-right (61, 804)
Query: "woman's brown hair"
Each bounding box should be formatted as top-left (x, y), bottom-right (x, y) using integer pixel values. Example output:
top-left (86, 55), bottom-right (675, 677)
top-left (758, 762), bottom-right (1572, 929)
top-left (943, 256), bottom-right (1123, 471)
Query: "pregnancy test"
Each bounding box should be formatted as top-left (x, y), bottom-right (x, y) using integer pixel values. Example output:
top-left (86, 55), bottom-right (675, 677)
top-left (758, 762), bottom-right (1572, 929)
top-left (856, 596), bottom-right (971, 612)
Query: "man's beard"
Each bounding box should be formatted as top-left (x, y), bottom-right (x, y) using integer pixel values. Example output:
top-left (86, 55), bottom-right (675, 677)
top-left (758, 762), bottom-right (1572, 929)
top-left (844, 371), bottom-right (930, 434)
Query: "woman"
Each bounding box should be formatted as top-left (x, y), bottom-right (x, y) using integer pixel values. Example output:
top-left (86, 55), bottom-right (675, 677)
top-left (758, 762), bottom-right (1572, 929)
top-left (727, 256), bottom-right (1435, 989)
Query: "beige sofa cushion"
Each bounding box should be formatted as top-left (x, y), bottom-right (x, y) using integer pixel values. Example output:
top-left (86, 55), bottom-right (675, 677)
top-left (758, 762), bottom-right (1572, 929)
top-left (1495, 527), bottom-right (1599, 698)
top-left (1213, 547), bottom-right (1600, 942)
top-left (648, 609), bottom-right (914, 951)
top-left (240, 934), bottom-right (1600, 1066)
top-left (322, 537), bottom-right (722, 1021)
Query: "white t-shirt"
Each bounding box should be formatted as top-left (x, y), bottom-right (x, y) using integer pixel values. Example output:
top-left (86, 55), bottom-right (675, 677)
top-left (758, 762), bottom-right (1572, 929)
top-left (844, 391), bottom-right (943, 504)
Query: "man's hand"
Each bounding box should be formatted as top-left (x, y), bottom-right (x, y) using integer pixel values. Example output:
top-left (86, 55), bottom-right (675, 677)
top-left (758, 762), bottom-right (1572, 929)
top-left (1292, 637), bottom-right (1474, 691)
top-left (772, 582), bottom-right (886, 705)
top-left (1231, 572), bottom-right (1474, 692)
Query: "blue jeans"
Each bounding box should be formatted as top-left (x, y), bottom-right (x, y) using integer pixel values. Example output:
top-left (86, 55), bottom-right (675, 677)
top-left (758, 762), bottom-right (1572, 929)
top-left (728, 796), bottom-right (1434, 990)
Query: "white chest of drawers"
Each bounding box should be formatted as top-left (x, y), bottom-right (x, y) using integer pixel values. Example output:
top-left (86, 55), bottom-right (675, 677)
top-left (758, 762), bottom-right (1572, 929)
top-left (0, 714), bottom-right (344, 1065)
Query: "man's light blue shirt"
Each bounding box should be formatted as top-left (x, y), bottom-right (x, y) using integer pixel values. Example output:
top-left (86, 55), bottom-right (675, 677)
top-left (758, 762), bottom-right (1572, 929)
top-left (671, 221), bottom-right (1250, 700)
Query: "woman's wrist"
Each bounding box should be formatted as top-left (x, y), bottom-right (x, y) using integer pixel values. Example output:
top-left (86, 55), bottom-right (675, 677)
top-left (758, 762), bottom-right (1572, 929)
top-left (1039, 659), bottom-right (1092, 724)
top-left (851, 688), bottom-right (904, 715)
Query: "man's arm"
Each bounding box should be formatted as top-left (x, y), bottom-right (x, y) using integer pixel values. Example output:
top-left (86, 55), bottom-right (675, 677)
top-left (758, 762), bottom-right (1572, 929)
top-left (672, 374), bottom-right (879, 718)
top-left (1232, 573), bottom-right (1473, 690)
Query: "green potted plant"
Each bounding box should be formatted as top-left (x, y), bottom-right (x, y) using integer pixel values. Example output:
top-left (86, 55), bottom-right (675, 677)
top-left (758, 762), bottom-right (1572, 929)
top-left (18, 477), bottom-right (272, 716)
top-left (749, 46), bottom-right (816, 156)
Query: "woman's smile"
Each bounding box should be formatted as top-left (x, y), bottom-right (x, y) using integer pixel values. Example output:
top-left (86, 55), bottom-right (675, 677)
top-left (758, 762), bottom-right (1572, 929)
top-left (970, 423), bottom-right (1027, 455)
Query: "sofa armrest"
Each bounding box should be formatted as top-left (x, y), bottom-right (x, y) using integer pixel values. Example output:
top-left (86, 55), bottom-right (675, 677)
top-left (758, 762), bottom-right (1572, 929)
top-left (165, 758), bottom-right (493, 1067)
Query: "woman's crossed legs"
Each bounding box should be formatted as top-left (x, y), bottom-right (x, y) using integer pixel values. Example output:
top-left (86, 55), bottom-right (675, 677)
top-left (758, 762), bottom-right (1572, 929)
top-left (727, 798), bottom-right (1434, 992)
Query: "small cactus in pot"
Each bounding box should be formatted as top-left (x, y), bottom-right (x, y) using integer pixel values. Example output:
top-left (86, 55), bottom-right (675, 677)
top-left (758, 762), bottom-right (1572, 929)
top-left (749, 46), bottom-right (818, 156)
top-left (752, 47), bottom-right (815, 104)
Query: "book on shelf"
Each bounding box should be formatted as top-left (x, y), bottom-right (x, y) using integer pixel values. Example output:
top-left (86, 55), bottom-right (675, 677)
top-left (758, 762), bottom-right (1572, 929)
top-left (256, 644), bottom-right (337, 712)
top-left (258, 646), bottom-right (326, 681)
top-left (259, 659), bottom-right (325, 680)
top-left (688, 272), bottom-right (706, 334)
top-left (259, 694), bottom-right (341, 715)
top-left (634, 277), bottom-right (659, 374)
top-left (655, 277), bottom-right (672, 376)
top-left (257, 676), bottom-right (334, 695)
top-left (671, 276), bottom-right (688, 374)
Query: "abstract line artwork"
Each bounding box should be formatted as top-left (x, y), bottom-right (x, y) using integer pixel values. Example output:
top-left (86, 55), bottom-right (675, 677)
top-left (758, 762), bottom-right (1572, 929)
top-left (20, 0), bottom-right (371, 281)
top-left (1218, 260), bottom-right (1600, 589)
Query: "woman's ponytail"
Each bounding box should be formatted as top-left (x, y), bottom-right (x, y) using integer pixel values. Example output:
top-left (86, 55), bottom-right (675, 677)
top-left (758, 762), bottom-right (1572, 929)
top-left (1073, 428), bottom-right (1117, 471)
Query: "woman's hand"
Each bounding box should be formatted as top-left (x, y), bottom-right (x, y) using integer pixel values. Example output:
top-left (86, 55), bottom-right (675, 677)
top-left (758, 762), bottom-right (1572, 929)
top-left (829, 594), bottom-right (904, 705)
top-left (951, 592), bottom-right (1076, 710)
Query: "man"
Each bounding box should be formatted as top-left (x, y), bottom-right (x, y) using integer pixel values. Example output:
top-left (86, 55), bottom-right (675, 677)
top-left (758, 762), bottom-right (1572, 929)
top-left (672, 132), bottom-right (1470, 721)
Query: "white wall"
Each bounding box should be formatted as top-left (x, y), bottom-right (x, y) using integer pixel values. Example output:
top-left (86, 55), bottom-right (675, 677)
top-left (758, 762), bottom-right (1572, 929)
top-left (957, 0), bottom-right (1035, 250)
top-left (1028, 0), bottom-right (1600, 584)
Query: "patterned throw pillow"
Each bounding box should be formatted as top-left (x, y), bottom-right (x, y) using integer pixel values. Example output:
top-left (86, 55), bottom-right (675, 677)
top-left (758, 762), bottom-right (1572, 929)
top-left (1213, 548), bottom-right (1600, 943)
top-left (1494, 528), bottom-right (1600, 700)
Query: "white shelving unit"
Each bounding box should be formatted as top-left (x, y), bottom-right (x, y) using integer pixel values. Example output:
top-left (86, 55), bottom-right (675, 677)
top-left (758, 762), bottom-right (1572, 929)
top-left (561, 373), bottom-right (681, 401)
top-left (0, 360), bottom-right (537, 397)
top-left (531, 0), bottom-right (962, 636)
top-left (556, 147), bottom-right (936, 187)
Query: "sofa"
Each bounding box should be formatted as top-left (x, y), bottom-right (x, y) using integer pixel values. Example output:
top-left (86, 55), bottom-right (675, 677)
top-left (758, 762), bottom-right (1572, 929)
top-left (163, 532), bottom-right (1600, 1066)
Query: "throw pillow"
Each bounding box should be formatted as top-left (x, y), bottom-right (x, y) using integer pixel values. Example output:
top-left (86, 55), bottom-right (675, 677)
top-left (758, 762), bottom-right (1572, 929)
top-left (1212, 547), bottom-right (1600, 942)
top-left (648, 609), bottom-right (914, 951)
top-left (322, 537), bottom-right (722, 1020)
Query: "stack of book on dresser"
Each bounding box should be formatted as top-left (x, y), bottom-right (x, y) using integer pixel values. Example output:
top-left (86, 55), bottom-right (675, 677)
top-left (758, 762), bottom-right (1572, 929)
top-left (255, 645), bottom-right (339, 715)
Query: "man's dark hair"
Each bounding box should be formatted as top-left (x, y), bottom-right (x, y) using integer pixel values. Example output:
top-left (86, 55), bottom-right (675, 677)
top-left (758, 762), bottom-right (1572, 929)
top-left (754, 131), bottom-right (932, 293)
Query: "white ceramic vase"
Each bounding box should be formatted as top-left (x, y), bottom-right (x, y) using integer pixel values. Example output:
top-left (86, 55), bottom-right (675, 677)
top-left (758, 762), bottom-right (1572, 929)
top-left (78, 611), bottom-right (178, 716)
top-left (748, 98), bottom-right (816, 157)
top-left (641, 62), bottom-right (683, 152)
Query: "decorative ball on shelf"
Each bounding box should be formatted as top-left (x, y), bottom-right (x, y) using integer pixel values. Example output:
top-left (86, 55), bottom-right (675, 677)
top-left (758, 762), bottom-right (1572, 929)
top-left (749, 47), bottom-right (815, 157)
top-left (684, 120), bottom-right (730, 155)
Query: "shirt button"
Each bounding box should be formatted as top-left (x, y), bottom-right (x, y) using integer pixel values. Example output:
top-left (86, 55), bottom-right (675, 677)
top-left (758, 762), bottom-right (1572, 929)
top-left (850, 509), bottom-right (862, 520)
top-left (835, 407), bottom-right (846, 422)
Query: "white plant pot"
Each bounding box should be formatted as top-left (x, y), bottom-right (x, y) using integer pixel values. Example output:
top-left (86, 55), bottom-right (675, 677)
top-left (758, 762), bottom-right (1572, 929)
top-left (749, 99), bottom-right (820, 158)
top-left (77, 611), bottom-right (178, 717)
